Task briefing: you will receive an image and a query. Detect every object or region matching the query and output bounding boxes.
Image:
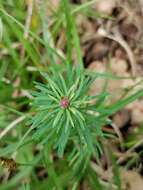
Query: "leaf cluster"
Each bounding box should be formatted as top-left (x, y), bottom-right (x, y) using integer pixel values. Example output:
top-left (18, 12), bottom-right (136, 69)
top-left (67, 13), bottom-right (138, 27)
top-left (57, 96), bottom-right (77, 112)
top-left (31, 69), bottom-right (109, 158)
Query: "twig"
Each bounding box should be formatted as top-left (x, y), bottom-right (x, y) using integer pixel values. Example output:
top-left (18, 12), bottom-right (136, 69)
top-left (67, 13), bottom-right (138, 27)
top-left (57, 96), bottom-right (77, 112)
top-left (117, 138), bottom-right (143, 164)
top-left (0, 116), bottom-right (26, 140)
top-left (91, 162), bottom-right (117, 189)
top-left (0, 17), bottom-right (3, 41)
top-left (140, 0), bottom-right (143, 16)
top-left (97, 28), bottom-right (136, 76)
top-left (24, 0), bottom-right (33, 39)
top-left (110, 121), bottom-right (124, 150)
top-left (91, 162), bottom-right (112, 180)
top-left (20, 0), bottom-right (33, 60)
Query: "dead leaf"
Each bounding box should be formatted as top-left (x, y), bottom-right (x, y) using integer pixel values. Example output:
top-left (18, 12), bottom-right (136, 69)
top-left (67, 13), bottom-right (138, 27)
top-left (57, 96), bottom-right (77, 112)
top-left (120, 168), bottom-right (143, 190)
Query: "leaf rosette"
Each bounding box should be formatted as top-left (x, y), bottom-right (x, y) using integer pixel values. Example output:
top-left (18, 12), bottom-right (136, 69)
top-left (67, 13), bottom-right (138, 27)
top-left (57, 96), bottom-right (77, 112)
top-left (31, 70), bottom-right (109, 157)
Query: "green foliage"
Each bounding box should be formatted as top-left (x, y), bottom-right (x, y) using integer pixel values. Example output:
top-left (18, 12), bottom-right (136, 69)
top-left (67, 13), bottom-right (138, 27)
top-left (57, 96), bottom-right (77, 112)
top-left (31, 66), bottom-right (143, 161)
top-left (31, 69), bottom-right (108, 158)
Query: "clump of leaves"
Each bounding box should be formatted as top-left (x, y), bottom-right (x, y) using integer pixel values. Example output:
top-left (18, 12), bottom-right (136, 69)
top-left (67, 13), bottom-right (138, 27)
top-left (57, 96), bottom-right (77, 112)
top-left (30, 66), bottom-right (143, 160)
top-left (31, 69), bottom-right (109, 157)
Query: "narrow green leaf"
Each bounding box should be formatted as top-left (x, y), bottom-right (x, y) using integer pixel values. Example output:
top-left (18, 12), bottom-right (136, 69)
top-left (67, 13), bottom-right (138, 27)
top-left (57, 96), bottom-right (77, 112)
top-left (66, 110), bottom-right (74, 128)
top-left (57, 125), bottom-right (71, 157)
top-left (53, 110), bottom-right (64, 128)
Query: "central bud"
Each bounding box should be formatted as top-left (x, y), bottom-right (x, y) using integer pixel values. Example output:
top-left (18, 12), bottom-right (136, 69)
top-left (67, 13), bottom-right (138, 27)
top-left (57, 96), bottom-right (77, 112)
top-left (60, 97), bottom-right (70, 109)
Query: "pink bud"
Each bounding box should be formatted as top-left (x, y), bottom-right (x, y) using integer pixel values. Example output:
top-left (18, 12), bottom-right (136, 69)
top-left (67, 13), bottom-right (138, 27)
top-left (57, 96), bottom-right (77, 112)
top-left (60, 97), bottom-right (70, 108)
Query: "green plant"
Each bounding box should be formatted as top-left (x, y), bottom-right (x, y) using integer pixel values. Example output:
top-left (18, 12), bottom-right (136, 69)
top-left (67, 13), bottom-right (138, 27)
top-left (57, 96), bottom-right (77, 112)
top-left (30, 69), bottom-right (109, 158)
top-left (30, 66), bottom-right (143, 160)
